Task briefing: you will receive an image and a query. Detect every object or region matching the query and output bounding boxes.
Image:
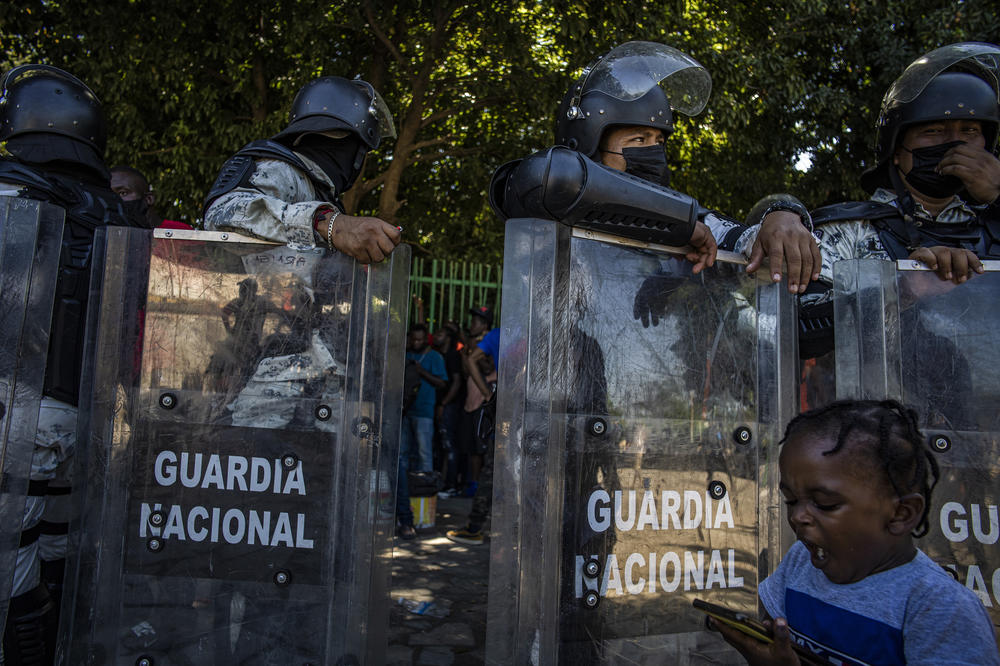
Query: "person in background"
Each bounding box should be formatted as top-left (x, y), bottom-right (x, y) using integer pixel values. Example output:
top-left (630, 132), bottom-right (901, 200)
top-left (446, 308), bottom-right (499, 545)
top-left (433, 323), bottom-right (466, 498)
top-left (397, 324), bottom-right (447, 539)
top-left (110, 164), bottom-right (192, 230)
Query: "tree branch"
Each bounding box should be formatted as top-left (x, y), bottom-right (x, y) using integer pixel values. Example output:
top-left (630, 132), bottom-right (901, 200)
top-left (353, 171), bottom-right (389, 197)
top-left (411, 136), bottom-right (455, 151)
top-left (363, 2), bottom-right (405, 67)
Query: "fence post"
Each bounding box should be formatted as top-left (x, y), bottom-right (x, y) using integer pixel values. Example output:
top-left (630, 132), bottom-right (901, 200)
top-left (408, 257), bottom-right (502, 330)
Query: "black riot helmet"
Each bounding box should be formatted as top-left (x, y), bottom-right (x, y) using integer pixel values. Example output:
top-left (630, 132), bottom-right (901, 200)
top-left (273, 75), bottom-right (395, 189)
top-left (275, 76), bottom-right (395, 150)
top-left (0, 64), bottom-right (106, 153)
top-left (861, 42), bottom-right (1000, 193)
top-left (555, 41), bottom-right (712, 158)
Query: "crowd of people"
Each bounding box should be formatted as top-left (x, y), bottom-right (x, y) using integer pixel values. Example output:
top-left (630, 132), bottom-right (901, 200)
top-left (394, 304), bottom-right (499, 543)
top-left (1, 36), bottom-right (999, 665)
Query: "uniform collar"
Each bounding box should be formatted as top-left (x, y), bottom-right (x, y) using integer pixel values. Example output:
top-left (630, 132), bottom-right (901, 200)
top-left (872, 187), bottom-right (976, 224)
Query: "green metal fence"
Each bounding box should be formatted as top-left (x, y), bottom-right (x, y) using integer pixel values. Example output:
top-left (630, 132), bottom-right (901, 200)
top-left (408, 257), bottom-right (502, 330)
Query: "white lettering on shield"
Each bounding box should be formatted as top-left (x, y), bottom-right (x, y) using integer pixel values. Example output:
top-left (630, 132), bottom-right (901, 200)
top-left (139, 502), bottom-right (315, 549)
top-left (577, 488), bottom-right (744, 599)
top-left (153, 450), bottom-right (306, 495)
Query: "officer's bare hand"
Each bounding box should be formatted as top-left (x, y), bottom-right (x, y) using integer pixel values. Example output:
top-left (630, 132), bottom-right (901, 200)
top-left (686, 221), bottom-right (717, 274)
top-left (909, 245), bottom-right (984, 284)
top-left (747, 211), bottom-right (821, 293)
top-left (328, 213), bottom-right (401, 263)
top-left (937, 144), bottom-right (1000, 205)
top-left (712, 616), bottom-right (801, 666)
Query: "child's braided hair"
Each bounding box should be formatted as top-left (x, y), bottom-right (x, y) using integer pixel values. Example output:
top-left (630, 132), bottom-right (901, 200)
top-left (781, 399), bottom-right (941, 537)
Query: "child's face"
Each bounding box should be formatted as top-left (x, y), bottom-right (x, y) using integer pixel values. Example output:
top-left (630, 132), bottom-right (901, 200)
top-left (779, 432), bottom-right (913, 584)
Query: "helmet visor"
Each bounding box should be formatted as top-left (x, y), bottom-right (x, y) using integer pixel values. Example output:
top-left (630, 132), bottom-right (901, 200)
top-left (581, 41), bottom-right (712, 116)
top-left (884, 42), bottom-right (1000, 108)
top-left (369, 88), bottom-right (396, 141)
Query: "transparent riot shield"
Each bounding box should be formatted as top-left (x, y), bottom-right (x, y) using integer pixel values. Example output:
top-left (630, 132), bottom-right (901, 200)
top-left (0, 196), bottom-right (63, 629)
top-left (59, 227), bottom-right (409, 665)
top-left (835, 258), bottom-right (1000, 634)
top-left (487, 219), bottom-right (797, 664)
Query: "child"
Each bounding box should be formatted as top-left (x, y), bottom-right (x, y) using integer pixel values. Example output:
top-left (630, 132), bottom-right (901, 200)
top-left (715, 399), bottom-right (999, 665)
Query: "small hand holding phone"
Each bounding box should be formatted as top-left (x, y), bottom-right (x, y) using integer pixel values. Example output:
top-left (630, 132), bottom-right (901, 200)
top-left (693, 599), bottom-right (833, 665)
top-left (693, 598), bottom-right (773, 643)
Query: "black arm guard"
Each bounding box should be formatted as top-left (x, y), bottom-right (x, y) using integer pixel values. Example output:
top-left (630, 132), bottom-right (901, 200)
top-left (490, 146), bottom-right (698, 247)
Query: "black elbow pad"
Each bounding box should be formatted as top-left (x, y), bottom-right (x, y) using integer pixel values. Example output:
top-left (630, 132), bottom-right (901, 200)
top-left (490, 146), bottom-right (698, 247)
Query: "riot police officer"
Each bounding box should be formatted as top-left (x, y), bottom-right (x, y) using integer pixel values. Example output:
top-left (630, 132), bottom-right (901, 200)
top-left (491, 41), bottom-right (820, 293)
top-left (801, 42), bottom-right (1000, 358)
top-left (0, 63), bottom-right (135, 663)
top-left (204, 75), bottom-right (401, 263)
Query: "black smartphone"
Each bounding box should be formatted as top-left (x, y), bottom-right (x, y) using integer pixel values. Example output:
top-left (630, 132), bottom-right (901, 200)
top-left (693, 598), bottom-right (773, 643)
top-left (693, 599), bottom-right (832, 666)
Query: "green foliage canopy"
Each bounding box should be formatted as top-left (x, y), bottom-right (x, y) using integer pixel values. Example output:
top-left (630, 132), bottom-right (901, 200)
top-left (2, 0), bottom-right (997, 265)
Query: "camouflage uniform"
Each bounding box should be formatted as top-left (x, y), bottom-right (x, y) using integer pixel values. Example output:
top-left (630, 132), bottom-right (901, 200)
top-left (704, 211), bottom-right (762, 257)
top-left (804, 187), bottom-right (982, 309)
top-left (203, 154), bottom-right (336, 247)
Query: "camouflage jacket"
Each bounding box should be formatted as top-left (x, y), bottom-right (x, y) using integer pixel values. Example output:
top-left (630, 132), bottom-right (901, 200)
top-left (204, 153), bottom-right (337, 248)
top-left (798, 188), bottom-right (988, 359)
top-left (704, 211), bottom-right (760, 257)
top-left (811, 188), bottom-right (981, 289)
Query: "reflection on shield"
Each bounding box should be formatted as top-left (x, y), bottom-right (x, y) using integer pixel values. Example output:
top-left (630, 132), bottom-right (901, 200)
top-left (487, 219), bottom-right (797, 663)
top-left (0, 197), bottom-right (63, 631)
top-left (835, 259), bottom-right (1000, 636)
top-left (60, 227), bottom-right (409, 664)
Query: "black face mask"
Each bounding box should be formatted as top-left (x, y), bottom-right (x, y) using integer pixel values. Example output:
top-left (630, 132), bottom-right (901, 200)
top-left (292, 133), bottom-right (363, 194)
top-left (122, 197), bottom-right (153, 228)
top-left (901, 140), bottom-right (965, 199)
top-left (619, 144), bottom-right (671, 186)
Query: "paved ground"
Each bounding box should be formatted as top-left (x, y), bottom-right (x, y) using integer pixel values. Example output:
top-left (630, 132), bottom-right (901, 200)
top-left (388, 496), bottom-right (490, 666)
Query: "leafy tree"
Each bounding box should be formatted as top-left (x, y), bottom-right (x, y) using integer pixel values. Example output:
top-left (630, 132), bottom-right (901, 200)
top-left (2, 0), bottom-right (998, 265)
